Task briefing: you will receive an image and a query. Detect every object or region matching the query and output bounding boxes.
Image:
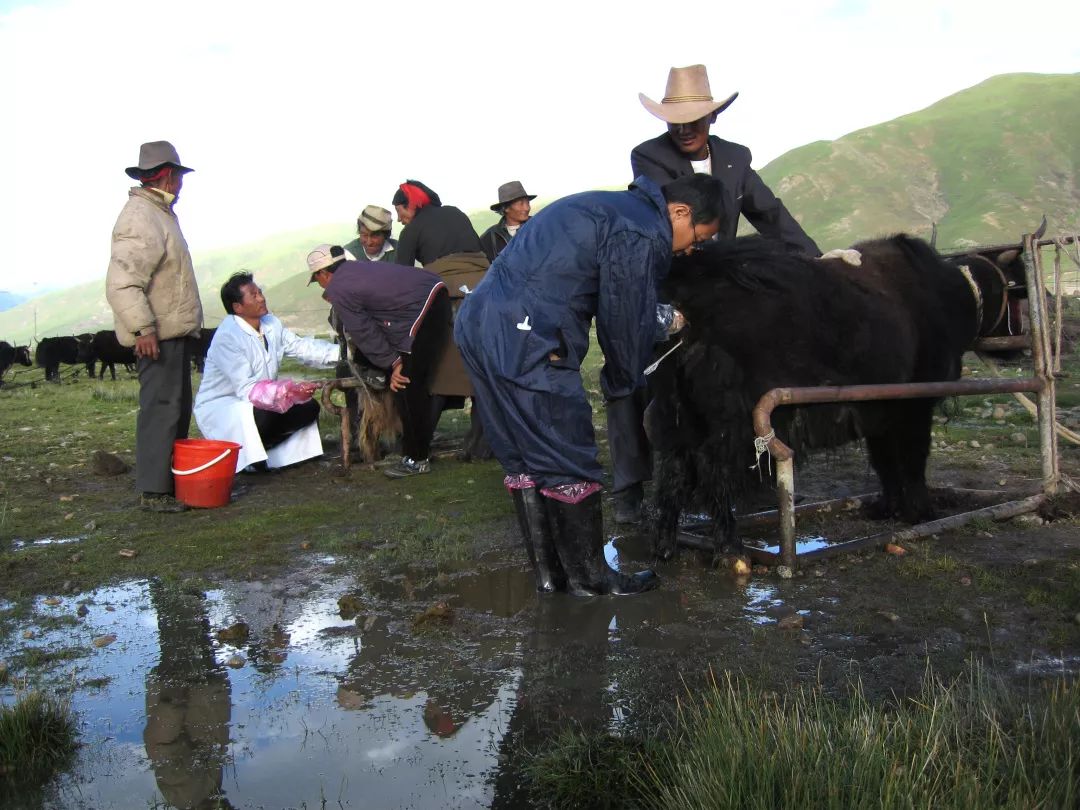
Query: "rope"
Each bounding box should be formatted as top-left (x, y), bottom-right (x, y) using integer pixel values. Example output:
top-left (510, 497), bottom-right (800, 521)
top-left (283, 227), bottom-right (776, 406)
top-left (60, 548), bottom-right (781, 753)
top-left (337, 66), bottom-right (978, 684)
top-left (957, 264), bottom-right (984, 336)
top-left (750, 429), bottom-right (775, 479)
top-left (643, 340), bottom-right (684, 376)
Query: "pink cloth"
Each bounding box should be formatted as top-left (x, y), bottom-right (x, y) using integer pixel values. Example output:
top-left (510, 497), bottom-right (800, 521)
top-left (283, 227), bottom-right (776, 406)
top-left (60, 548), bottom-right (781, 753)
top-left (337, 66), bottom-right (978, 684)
top-left (539, 482), bottom-right (602, 504)
top-left (503, 473), bottom-right (536, 491)
top-left (248, 379), bottom-right (314, 414)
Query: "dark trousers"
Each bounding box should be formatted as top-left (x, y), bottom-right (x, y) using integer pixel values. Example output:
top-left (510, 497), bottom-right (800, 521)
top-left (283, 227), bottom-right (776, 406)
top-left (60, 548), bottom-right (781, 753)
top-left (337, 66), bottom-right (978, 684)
top-left (136, 337), bottom-right (193, 494)
top-left (606, 387), bottom-right (652, 494)
top-left (252, 399), bottom-right (321, 450)
top-left (396, 289), bottom-right (452, 460)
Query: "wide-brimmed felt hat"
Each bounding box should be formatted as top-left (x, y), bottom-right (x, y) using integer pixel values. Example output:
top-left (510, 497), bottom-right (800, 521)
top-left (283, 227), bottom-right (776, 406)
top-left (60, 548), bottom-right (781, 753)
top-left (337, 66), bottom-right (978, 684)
top-left (638, 65), bottom-right (738, 125)
top-left (358, 205), bottom-right (393, 233)
top-left (490, 180), bottom-right (536, 212)
top-left (125, 141), bottom-right (193, 180)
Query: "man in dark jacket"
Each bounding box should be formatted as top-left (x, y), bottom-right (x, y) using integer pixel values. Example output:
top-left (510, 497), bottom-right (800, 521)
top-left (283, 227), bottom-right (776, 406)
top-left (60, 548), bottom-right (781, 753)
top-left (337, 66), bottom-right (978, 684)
top-left (308, 245), bottom-right (451, 479)
top-left (455, 174), bottom-right (722, 597)
top-left (479, 180), bottom-right (536, 262)
top-left (632, 65), bottom-right (819, 255)
top-left (608, 65), bottom-right (823, 524)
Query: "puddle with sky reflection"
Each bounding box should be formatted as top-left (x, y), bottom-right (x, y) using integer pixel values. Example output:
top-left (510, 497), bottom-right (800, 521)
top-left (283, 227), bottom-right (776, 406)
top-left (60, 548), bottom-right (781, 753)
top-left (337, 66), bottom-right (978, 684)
top-left (0, 540), bottom-right (791, 809)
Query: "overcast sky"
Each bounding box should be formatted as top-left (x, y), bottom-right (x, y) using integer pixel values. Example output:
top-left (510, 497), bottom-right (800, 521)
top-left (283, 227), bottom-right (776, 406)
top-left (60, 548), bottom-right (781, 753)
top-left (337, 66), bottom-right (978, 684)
top-left (2, 0), bottom-right (1078, 295)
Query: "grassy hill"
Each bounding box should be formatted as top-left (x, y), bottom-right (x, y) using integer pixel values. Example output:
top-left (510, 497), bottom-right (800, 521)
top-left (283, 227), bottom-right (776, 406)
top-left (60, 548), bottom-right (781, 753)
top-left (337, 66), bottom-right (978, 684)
top-left (3, 72), bottom-right (1077, 340)
top-left (761, 72), bottom-right (1080, 249)
top-left (0, 210), bottom-right (503, 341)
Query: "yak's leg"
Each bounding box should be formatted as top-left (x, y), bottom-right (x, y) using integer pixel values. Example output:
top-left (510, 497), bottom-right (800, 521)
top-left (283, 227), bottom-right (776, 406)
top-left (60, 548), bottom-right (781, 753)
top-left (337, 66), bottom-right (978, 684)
top-left (654, 449), bottom-right (695, 561)
top-left (894, 400), bottom-right (936, 523)
top-left (708, 485), bottom-right (741, 561)
top-left (866, 431), bottom-right (904, 519)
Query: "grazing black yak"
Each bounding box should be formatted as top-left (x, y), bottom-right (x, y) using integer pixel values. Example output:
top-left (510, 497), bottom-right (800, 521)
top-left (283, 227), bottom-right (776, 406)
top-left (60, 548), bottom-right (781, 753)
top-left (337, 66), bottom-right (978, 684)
top-left (0, 341), bottom-right (32, 387)
top-left (91, 330), bottom-right (137, 380)
top-left (649, 235), bottom-right (1008, 561)
top-left (35, 334), bottom-right (94, 382)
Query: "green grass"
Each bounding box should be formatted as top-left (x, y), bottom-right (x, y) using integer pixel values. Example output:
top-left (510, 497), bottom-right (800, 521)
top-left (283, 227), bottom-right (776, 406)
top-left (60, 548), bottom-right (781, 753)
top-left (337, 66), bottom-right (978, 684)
top-left (10, 646), bottom-right (89, 671)
top-left (0, 690), bottom-right (78, 787)
top-left (526, 665), bottom-right (1080, 810)
top-left (0, 356), bottom-right (516, 602)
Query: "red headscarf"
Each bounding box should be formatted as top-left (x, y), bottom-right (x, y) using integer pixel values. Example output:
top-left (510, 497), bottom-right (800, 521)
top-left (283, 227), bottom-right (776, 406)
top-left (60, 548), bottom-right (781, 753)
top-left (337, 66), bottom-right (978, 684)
top-left (398, 183), bottom-right (432, 210)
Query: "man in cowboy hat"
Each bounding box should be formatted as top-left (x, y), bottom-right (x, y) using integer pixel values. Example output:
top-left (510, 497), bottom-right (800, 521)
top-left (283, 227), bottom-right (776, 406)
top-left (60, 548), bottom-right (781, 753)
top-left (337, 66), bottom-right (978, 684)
top-left (479, 181), bottom-right (536, 262)
top-left (106, 140), bottom-right (203, 513)
top-left (344, 205), bottom-right (397, 264)
top-left (632, 64), bottom-right (818, 255)
top-left (607, 66), bottom-right (823, 525)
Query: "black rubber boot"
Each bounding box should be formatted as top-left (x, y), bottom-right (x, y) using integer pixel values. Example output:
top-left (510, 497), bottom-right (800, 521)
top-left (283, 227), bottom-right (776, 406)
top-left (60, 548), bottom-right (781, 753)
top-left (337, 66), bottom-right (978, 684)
top-left (510, 488), bottom-right (566, 593)
top-left (613, 483), bottom-right (644, 525)
top-left (544, 491), bottom-right (659, 597)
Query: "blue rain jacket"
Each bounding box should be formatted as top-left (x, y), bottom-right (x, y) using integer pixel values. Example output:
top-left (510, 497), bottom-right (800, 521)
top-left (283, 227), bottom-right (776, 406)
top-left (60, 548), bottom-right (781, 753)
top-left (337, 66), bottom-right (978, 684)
top-left (455, 177), bottom-right (672, 487)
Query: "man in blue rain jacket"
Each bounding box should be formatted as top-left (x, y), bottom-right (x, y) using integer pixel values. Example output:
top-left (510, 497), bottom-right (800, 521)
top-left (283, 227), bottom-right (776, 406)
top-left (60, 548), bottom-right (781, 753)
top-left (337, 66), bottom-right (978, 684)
top-left (455, 174), bottom-right (722, 597)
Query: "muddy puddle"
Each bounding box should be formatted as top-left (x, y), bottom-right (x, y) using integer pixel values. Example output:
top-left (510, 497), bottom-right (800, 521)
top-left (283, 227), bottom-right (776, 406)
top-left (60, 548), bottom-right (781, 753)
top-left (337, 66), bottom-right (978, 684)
top-left (1, 537), bottom-right (780, 809)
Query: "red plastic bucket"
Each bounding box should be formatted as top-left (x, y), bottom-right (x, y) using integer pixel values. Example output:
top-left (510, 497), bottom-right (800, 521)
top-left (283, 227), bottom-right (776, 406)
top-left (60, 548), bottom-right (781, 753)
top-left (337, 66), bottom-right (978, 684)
top-left (172, 439), bottom-right (242, 508)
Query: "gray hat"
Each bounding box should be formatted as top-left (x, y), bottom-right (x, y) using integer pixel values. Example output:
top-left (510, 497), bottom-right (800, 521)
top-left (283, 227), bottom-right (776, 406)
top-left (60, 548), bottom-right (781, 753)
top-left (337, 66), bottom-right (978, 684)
top-left (358, 205), bottom-right (393, 233)
top-left (490, 180), bottom-right (536, 212)
top-left (125, 140), bottom-right (193, 180)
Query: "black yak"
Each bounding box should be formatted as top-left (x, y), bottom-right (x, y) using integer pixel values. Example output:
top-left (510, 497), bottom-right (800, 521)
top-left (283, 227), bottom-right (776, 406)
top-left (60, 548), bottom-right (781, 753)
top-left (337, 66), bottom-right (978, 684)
top-left (191, 327), bottom-right (216, 373)
top-left (0, 341), bottom-right (32, 387)
top-left (649, 235), bottom-right (1010, 560)
top-left (91, 330), bottom-right (137, 380)
top-left (35, 334), bottom-right (94, 382)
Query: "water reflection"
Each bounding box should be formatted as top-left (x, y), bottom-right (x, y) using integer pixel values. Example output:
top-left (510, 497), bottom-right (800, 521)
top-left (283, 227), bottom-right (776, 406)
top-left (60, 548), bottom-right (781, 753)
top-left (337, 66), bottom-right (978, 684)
top-left (144, 581), bottom-right (233, 809)
top-left (0, 547), bottom-right (792, 808)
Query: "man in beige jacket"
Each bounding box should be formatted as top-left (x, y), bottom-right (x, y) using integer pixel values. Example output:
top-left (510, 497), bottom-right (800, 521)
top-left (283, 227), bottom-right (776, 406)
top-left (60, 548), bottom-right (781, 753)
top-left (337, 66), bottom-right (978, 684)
top-left (105, 141), bottom-right (203, 512)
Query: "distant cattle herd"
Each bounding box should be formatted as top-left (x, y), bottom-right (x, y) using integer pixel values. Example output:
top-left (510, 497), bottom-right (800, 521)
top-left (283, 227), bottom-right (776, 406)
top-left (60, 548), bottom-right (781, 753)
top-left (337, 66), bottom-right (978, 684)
top-left (0, 328), bottom-right (216, 386)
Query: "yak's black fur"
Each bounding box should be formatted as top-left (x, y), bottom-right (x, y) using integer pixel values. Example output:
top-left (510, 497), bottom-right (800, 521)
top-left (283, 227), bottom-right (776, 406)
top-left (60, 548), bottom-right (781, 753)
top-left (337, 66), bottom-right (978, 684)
top-left (650, 234), bottom-right (1000, 560)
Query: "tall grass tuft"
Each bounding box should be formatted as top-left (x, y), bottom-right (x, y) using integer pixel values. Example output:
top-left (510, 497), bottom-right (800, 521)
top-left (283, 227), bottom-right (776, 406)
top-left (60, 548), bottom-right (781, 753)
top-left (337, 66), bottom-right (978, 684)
top-left (90, 383), bottom-right (139, 404)
top-left (527, 665), bottom-right (1080, 809)
top-left (525, 728), bottom-right (659, 810)
top-left (637, 665), bottom-right (1080, 810)
top-left (0, 690), bottom-right (78, 786)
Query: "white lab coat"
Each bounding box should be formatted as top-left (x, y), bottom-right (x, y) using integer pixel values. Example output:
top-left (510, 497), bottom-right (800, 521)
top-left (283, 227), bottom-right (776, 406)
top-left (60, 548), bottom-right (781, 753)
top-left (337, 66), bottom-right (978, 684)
top-left (194, 314), bottom-right (339, 470)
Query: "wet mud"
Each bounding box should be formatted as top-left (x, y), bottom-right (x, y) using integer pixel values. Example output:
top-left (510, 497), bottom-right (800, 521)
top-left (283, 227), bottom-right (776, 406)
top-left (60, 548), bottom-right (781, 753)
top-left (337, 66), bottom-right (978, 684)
top-left (2, 434), bottom-right (1079, 808)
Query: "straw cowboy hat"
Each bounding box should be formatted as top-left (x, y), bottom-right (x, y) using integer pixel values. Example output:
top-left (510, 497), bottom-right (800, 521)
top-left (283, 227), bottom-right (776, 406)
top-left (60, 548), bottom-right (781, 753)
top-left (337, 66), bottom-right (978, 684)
top-left (638, 65), bottom-right (738, 125)
top-left (490, 180), bottom-right (536, 212)
top-left (125, 141), bottom-right (193, 179)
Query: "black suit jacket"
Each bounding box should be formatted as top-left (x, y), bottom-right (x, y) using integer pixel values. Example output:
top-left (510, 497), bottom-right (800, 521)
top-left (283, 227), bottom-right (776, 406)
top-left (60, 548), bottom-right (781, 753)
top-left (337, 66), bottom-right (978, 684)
top-left (630, 133), bottom-right (819, 256)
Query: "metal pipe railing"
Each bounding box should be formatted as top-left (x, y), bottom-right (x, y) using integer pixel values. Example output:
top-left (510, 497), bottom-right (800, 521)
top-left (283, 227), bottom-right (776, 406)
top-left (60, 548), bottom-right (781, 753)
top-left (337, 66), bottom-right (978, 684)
top-left (751, 376), bottom-right (1046, 570)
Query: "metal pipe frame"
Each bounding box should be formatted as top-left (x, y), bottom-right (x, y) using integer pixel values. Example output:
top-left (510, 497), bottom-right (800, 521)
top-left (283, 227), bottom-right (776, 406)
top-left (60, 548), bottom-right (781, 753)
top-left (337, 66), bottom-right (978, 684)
top-left (676, 230), bottom-right (1065, 570)
top-left (687, 495), bottom-right (1047, 566)
top-left (748, 376), bottom-right (1048, 569)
